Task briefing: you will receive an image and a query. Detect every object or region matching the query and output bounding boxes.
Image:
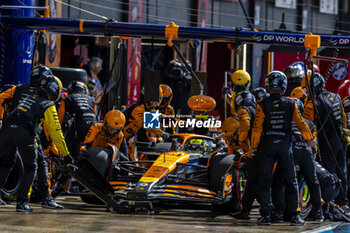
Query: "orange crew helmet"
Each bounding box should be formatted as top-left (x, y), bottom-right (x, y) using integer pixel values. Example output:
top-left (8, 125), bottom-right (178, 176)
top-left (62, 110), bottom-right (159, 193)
top-left (221, 116), bottom-right (240, 138)
top-left (159, 84), bottom-right (173, 108)
top-left (145, 86), bottom-right (163, 110)
top-left (104, 110), bottom-right (126, 129)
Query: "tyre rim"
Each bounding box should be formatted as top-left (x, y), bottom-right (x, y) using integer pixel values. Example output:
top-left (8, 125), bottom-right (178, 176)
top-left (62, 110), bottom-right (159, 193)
top-left (239, 170), bottom-right (246, 199)
top-left (224, 174), bottom-right (233, 192)
top-left (299, 180), bottom-right (310, 208)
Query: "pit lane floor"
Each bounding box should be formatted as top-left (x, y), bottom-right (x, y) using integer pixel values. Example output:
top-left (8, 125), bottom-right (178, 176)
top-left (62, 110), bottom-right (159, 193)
top-left (0, 196), bottom-right (343, 233)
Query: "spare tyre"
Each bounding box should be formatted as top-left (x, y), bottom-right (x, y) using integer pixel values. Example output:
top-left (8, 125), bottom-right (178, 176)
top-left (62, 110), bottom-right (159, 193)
top-left (50, 67), bottom-right (87, 88)
top-left (2, 152), bottom-right (24, 195)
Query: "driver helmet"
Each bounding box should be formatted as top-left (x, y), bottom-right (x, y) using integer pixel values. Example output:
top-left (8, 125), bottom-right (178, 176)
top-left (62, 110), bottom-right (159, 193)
top-left (186, 138), bottom-right (205, 154)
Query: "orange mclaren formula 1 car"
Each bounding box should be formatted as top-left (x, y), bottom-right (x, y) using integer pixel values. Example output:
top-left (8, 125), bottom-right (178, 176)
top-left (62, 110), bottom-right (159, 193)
top-left (110, 133), bottom-right (246, 213)
top-left (54, 133), bottom-right (246, 214)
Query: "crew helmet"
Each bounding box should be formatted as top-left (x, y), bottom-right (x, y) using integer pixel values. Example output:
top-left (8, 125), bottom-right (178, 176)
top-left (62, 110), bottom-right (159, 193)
top-left (30, 65), bottom-right (53, 87)
top-left (38, 75), bottom-right (62, 102)
top-left (231, 70), bottom-right (251, 93)
top-left (265, 71), bottom-right (288, 94)
top-left (68, 80), bottom-right (89, 95)
top-left (252, 87), bottom-right (269, 102)
top-left (159, 84), bottom-right (173, 108)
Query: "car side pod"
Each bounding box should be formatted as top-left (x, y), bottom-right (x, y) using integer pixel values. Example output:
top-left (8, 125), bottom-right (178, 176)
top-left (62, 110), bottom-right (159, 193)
top-left (66, 157), bottom-right (132, 214)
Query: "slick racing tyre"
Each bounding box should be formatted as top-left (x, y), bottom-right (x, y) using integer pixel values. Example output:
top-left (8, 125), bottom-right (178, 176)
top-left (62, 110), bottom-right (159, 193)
top-left (50, 67), bottom-right (87, 87)
top-left (208, 152), bottom-right (244, 213)
top-left (2, 152), bottom-right (24, 195)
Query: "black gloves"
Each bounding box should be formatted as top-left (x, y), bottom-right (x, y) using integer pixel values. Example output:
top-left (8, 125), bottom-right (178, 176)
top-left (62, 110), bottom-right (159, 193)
top-left (63, 154), bottom-right (75, 164)
top-left (149, 140), bottom-right (157, 148)
top-left (161, 132), bottom-right (171, 140)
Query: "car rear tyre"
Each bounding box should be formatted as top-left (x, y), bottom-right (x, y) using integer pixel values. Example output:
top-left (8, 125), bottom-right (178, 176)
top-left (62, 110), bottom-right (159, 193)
top-left (2, 152), bottom-right (23, 195)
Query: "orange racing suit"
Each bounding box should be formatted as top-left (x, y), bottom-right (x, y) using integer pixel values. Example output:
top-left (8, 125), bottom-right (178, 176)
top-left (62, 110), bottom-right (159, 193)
top-left (80, 123), bottom-right (128, 161)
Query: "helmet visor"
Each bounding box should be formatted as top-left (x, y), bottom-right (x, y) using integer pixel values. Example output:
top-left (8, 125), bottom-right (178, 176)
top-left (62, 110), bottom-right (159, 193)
top-left (289, 67), bottom-right (304, 78)
top-left (223, 132), bottom-right (238, 142)
top-left (159, 96), bottom-right (171, 108)
top-left (232, 84), bottom-right (248, 93)
top-left (105, 123), bottom-right (122, 135)
top-left (187, 144), bottom-right (203, 153)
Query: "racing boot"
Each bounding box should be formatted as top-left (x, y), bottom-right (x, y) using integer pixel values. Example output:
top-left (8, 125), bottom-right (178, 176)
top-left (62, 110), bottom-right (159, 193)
top-left (271, 210), bottom-right (284, 223)
top-left (16, 202), bottom-right (33, 213)
top-left (41, 195), bottom-right (64, 209)
top-left (258, 215), bottom-right (271, 225)
top-left (306, 208), bottom-right (324, 222)
top-left (290, 214), bottom-right (305, 226)
top-left (233, 208), bottom-right (251, 220)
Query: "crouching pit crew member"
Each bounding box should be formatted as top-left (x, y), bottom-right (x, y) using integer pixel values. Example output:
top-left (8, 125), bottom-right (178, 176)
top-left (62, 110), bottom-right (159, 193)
top-left (80, 109), bottom-right (129, 162)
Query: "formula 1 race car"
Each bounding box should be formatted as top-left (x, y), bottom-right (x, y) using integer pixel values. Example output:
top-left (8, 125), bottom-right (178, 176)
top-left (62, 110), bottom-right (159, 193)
top-left (52, 133), bottom-right (246, 214)
top-left (110, 133), bottom-right (246, 213)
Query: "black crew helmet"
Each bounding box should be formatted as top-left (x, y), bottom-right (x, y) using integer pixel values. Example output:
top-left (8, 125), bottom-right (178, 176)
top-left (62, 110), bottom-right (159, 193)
top-left (30, 65), bottom-right (52, 87)
top-left (38, 75), bottom-right (62, 102)
top-left (234, 91), bottom-right (256, 108)
top-left (301, 72), bottom-right (325, 95)
top-left (265, 71), bottom-right (288, 94)
top-left (252, 87), bottom-right (269, 101)
top-left (68, 80), bottom-right (88, 95)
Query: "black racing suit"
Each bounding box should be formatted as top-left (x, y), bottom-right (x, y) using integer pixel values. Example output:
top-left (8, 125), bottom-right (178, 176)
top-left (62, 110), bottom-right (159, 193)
top-left (0, 89), bottom-right (69, 203)
top-left (251, 94), bottom-right (313, 217)
top-left (273, 120), bottom-right (322, 216)
top-left (304, 91), bottom-right (348, 206)
top-left (58, 93), bottom-right (96, 155)
top-left (0, 84), bottom-right (54, 200)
